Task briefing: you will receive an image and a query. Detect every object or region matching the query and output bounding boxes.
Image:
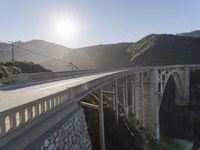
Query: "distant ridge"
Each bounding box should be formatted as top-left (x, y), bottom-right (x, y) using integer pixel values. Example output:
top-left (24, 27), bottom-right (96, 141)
top-left (177, 30), bottom-right (200, 38)
top-left (0, 40), bottom-right (133, 71)
top-left (42, 42), bottom-right (133, 71)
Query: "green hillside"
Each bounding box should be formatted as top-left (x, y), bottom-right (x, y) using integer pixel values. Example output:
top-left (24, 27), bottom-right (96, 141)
top-left (127, 34), bottom-right (200, 66)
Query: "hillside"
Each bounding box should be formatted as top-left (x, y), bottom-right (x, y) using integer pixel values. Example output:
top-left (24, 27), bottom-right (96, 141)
top-left (63, 43), bottom-right (133, 70)
top-left (127, 34), bottom-right (200, 66)
top-left (177, 30), bottom-right (200, 38)
top-left (0, 40), bottom-right (71, 70)
top-left (0, 61), bottom-right (51, 78)
top-left (0, 40), bottom-right (132, 72)
top-left (41, 43), bottom-right (133, 71)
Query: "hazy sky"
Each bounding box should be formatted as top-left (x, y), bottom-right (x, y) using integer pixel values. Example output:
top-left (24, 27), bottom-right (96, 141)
top-left (0, 0), bottom-right (200, 48)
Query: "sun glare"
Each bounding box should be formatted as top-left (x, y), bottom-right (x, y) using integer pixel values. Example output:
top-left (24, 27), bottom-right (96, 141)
top-left (55, 18), bottom-right (78, 39)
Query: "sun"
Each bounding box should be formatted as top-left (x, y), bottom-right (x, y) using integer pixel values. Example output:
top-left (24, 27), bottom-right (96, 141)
top-left (55, 18), bottom-right (78, 39)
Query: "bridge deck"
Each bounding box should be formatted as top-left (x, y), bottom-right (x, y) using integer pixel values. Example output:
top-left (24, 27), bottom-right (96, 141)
top-left (0, 71), bottom-right (122, 112)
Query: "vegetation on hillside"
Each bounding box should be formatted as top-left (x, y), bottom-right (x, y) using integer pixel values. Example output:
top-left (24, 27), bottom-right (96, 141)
top-left (127, 34), bottom-right (200, 66)
top-left (0, 61), bottom-right (51, 78)
top-left (127, 34), bottom-right (157, 59)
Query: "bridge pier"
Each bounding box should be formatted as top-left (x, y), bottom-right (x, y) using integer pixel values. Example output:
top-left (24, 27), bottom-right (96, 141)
top-left (114, 80), bottom-right (119, 124)
top-left (134, 69), bottom-right (161, 139)
top-left (182, 67), bottom-right (190, 105)
top-left (124, 76), bottom-right (129, 118)
top-left (153, 68), bottom-right (160, 139)
top-left (131, 75), bottom-right (135, 116)
top-left (99, 88), bottom-right (105, 150)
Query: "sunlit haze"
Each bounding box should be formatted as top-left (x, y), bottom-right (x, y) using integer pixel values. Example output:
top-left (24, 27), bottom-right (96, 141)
top-left (54, 17), bottom-right (79, 39)
top-left (0, 0), bottom-right (200, 48)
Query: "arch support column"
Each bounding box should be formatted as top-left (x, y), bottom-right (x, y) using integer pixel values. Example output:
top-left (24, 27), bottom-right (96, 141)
top-left (182, 67), bottom-right (190, 105)
top-left (152, 68), bottom-right (160, 139)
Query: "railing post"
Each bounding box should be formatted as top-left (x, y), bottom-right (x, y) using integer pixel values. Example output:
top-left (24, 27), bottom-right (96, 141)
top-left (28, 107), bottom-right (33, 120)
top-left (46, 100), bottom-right (50, 111)
top-left (35, 104), bottom-right (39, 116)
top-left (51, 99), bottom-right (55, 108)
top-left (21, 110), bottom-right (25, 124)
top-left (10, 113), bottom-right (17, 129)
top-left (41, 102), bottom-right (45, 113)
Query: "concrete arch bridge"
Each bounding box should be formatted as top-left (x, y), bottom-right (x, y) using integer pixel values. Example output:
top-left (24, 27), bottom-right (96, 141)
top-left (0, 64), bottom-right (199, 150)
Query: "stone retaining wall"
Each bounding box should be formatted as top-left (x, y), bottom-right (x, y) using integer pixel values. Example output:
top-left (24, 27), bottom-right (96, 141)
top-left (34, 108), bottom-right (92, 150)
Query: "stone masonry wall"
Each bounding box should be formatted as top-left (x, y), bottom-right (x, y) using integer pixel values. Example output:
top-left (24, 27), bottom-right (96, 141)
top-left (35, 108), bottom-right (92, 150)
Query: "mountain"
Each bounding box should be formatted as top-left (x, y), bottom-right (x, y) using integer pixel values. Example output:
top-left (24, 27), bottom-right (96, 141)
top-left (66, 43), bottom-right (133, 70)
top-left (127, 34), bottom-right (200, 66)
top-left (41, 43), bottom-right (133, 71)
top-left (0, 40), bottom-right (133, 72)
top-left (177, 30), bottom-right (200, 38)
top-left (0, 40), bottom-right (71, 64)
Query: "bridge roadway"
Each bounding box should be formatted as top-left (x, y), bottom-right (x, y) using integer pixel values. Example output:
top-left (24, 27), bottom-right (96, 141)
top-left (0, 70), bottom-right (123, 113)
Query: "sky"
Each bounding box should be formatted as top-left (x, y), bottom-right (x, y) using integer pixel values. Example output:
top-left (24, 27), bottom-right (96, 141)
top-left (0, 0), bottom-right (200, 48)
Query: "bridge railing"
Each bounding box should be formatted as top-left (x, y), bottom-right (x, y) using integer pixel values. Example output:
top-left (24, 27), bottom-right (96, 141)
top-left (6, 69), bottom-right (112, 84)
top-left (4, 64), bottom-right (200, 85)
top-left (0, 89), bottom-right (70, 139)
top-left (0, 69), bottom-right (130, 141)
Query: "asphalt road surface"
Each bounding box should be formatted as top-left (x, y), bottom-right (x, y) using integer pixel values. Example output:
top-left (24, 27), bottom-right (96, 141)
top-left (0, 71), bottom-right (122, 112)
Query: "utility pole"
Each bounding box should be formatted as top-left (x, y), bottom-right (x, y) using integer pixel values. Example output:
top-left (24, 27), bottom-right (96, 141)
top-left (71, 60), bottom-right (74, 72)
top-left (8, 41), bottom-right (14, 61)
top-left (11, 42), bottom-right (14, 61)
top-left (68, 60), bottom-right (80, 72)
top-left (68, 60), bottom-right (74, 72)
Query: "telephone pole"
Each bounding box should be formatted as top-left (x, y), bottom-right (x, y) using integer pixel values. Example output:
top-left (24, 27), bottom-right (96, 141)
top-left (68, 60), bottom-right (80, 71)
top-left (68, 60), bottom-right (74, 72)
top-left (8, 41), bottom-right (14, 61)
top-left (11, 42), bottom-right (14, 61)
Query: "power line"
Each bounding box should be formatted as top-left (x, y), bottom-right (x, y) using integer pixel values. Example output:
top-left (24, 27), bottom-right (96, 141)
top-left (0, 41), bottom-right (80, 70)
top-left (68, 60), bottom-right (80, 71)
top-left (13, 44), bottom-right (81, 70)
top-left (13, 44), bottom-right (70, 64)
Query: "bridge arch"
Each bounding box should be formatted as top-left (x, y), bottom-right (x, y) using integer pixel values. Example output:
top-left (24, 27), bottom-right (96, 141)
top-left (159, 70), bottom-right (184, 108)
top-left (158, 72), bottom-right (187, 139)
